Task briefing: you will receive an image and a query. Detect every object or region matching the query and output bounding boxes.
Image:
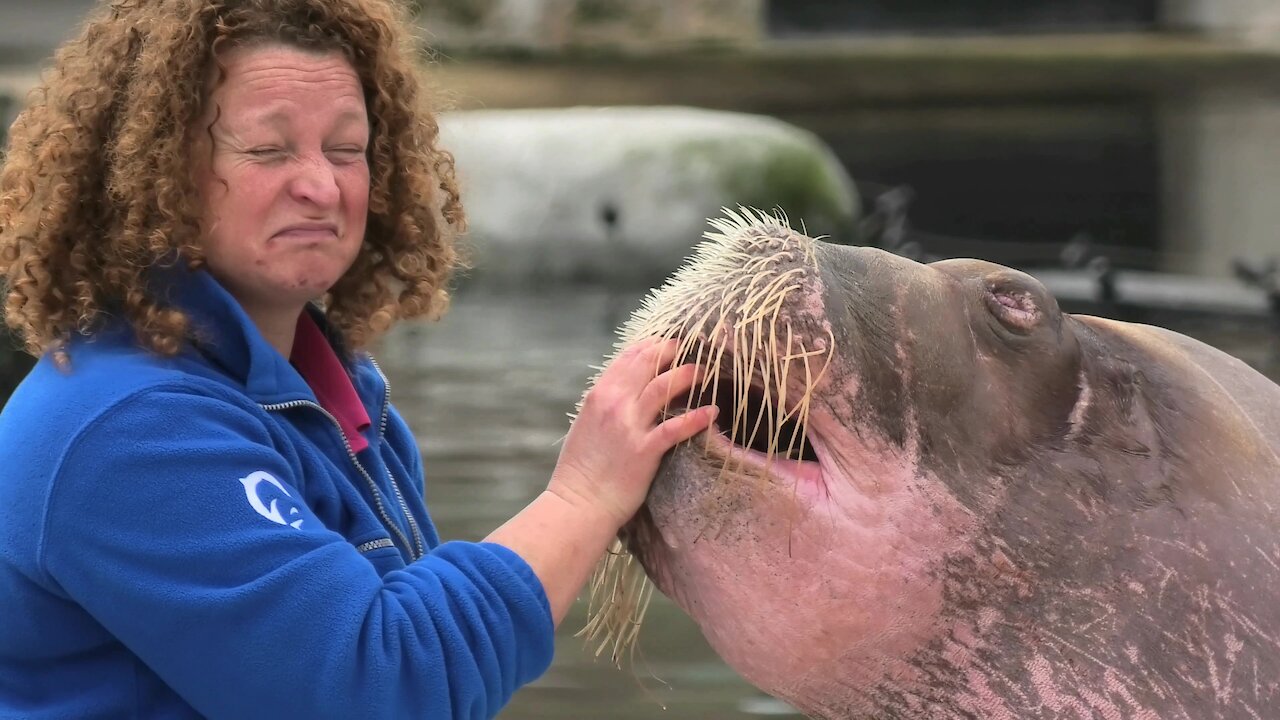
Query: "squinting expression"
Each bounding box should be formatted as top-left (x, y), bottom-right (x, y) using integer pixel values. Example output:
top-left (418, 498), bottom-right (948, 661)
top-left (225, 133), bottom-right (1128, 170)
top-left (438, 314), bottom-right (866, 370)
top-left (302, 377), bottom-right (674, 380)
top-left (193, 44), bottom-right (370, 319)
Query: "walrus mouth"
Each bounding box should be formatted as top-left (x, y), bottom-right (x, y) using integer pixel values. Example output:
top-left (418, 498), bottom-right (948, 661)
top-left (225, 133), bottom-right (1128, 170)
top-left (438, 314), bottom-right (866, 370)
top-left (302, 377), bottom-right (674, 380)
top-left (666, 348), bottom-right (827, 495)
top-left (698, 374), bottom-right (820, 464)
top-left (579, 207), bottom-right (832, 666)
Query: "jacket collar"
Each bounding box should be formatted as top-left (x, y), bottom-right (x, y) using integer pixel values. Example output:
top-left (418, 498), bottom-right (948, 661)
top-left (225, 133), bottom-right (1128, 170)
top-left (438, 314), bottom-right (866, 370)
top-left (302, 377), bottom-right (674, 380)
top-left (150, 263), bottom-right (317, 405)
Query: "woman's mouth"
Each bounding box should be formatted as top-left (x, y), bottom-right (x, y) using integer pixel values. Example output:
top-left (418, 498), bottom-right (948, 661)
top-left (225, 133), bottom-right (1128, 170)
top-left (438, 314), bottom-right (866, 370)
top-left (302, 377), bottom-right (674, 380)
top-left (273, 223), bottom-right (339, 241)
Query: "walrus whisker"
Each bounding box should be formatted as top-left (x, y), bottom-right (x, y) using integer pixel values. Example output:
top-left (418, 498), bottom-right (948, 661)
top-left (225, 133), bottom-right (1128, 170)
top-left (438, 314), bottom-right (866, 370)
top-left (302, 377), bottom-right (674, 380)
top-left (772, 342), bottom-right (834, 428)
top-left (766, 328), bottom-right (796, 479)
top-left (732, 325), bottom-right (748, 437)
top-left (778, 324), bottom-right (795, 452)
top-left (783, 349), bottom-right (807, 462)
top-left (581, 549), bottom-right (617, 645)
top-left (736, 323), bottom-right (771, 461)
top-left (748, 338), bottom-right (780, 489)
top-left (783, 336), bottom-right (812, 561)
top-left (793, 338), bottom-right (824, 458)
top-left (739, 275), bottom-right (804, 325)
top-left (791, 344), bottom-right (816, 468)
top-left (691, 336), bottom-right (719, 457)
top-left (805, 328), bottom-right (837, 414)
top-left (757, 319), bottom-right (778, 458)
top-left (722, 313), bottom-right (752, 480)
top-left (655, 327), bottom-right (686, 421)
top-left (747, 330), bottom-right (772, 449)
top-left (757, 348), bottom-right (778, 461)
top-left (676, 320), bottom-right (709, 365)
top-left (706, 334), bottom-right (730, 440)
top-left (593, 548), bottom-right (631, 611)
top-left (586, 549), bottom-right (646, 660)
top-left (580, 207), bottom-right (833, 668)
top-left (740, 290), bottom-right (800, 333)
top-left (773, 330), bottom-right (793, 458)
top-left (756, 353), bottom-right (780, 479)
top-left (713, 335), bottom-right (746, 486)
top-left (611, 567), bottom-right (648, 662)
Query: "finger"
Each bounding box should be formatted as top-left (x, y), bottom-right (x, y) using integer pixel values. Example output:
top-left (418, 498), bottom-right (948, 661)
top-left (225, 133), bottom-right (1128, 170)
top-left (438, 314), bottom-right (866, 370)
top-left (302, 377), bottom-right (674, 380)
top-left (610, 337), bottom-right (682, 392)
top-left (650, 405), bottom-right (718, 449)
top-left (616, 335), bottom-right (663, 360)
top-left (642, 336), bottom-right (683, 371)
top-left (637, 362), bottom-right (702, 417)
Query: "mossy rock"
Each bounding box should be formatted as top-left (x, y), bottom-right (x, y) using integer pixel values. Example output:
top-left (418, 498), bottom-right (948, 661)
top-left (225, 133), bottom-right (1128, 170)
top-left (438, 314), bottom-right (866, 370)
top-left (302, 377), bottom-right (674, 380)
top-left (438, 106), bottom-right (860, 287)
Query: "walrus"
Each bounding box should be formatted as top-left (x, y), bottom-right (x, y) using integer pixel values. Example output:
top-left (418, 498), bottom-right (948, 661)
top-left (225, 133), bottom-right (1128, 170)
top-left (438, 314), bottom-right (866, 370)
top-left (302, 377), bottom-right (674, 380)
top-left (580, 208), bottom-right (1280, 719)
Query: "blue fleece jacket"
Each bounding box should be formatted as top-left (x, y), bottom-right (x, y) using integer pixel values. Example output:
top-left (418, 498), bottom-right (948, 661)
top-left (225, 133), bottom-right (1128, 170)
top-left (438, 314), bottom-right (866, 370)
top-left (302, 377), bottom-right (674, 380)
top-left (0, 267), bottom-right (554, 719)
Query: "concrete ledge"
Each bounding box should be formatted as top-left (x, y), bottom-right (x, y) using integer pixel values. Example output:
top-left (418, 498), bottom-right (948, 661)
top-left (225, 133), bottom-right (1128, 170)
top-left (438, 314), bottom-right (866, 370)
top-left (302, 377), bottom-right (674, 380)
top-left (429, 33), bottom-right (1280, 112)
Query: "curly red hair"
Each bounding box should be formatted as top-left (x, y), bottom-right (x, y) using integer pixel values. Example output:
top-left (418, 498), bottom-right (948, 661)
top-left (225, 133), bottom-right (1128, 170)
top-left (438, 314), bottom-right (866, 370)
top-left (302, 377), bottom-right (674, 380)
top-left (0, 0), bottom-right (465, 358)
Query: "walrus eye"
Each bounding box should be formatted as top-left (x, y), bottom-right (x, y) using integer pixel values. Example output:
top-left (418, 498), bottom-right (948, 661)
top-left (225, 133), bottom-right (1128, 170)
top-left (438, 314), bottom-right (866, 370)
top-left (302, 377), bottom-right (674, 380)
top-left (984, 285), bottom-right (1041, 334)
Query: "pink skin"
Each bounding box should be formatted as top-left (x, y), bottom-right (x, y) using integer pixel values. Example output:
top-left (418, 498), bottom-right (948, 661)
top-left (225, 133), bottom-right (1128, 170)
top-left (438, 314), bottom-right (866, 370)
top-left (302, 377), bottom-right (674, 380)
top-left (638, 283), bottom-right (987, 718)
top-left (191, 44), bottom-right (369, 354)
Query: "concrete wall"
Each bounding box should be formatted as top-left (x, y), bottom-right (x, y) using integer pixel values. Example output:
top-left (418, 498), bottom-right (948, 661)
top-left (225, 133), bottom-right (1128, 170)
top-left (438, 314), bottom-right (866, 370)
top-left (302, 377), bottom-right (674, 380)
top-left (2, 0), bottom-right (1279, 68)
top-left (1162, 0), bottom-right (1280, 43)
top-left (417, 0), bottom-right (1280, 51)
top-left (8, 0), bottom-right (1280, 61)
top-left (1159, 90), bottom-right (1280, 278)
top-left (417, 0), bottom-right (763, 53)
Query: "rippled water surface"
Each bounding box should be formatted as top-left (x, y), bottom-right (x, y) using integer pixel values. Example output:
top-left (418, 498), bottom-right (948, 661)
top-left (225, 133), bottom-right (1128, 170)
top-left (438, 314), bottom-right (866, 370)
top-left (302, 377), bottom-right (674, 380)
top-left (377, 287), bottom-right (801, 719)
top-left (375, 286), bottom-right (1280, 720)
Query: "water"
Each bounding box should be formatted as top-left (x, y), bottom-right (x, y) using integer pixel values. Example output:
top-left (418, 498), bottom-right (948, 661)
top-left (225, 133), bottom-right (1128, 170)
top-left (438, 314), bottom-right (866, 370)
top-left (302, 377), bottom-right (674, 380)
top-left (377, 287), bottom-right (799, 719)
top-left (375, 284), bottom-right (1280, 720)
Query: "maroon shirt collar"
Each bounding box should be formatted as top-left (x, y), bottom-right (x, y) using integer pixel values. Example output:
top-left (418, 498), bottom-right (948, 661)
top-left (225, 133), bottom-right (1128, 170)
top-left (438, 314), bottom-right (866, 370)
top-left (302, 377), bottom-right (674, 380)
top-left (289, 312), bottom-right (372, 452)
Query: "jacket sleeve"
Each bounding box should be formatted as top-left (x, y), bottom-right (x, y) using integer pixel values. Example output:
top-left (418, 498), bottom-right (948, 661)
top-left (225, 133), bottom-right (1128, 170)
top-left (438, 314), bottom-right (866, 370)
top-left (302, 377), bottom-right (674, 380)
top-left (37, 385), bottom-right (554, 720)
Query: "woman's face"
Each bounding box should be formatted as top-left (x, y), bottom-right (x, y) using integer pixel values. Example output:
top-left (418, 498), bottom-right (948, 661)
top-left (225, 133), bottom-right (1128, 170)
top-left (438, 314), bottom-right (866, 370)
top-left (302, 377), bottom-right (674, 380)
top-left (193, 44), bottom-right (370, 318)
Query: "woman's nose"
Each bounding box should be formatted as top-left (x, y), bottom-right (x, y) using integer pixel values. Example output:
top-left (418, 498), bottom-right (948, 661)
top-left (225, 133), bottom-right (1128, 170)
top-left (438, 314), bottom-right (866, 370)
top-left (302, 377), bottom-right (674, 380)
top-left (289, 155), bottom-right (340, 208)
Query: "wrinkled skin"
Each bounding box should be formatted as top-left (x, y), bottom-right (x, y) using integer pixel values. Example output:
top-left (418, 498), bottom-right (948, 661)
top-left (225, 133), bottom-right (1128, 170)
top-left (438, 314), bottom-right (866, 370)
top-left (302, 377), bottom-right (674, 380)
top-left (623, 240), bottom-right (1280, 719)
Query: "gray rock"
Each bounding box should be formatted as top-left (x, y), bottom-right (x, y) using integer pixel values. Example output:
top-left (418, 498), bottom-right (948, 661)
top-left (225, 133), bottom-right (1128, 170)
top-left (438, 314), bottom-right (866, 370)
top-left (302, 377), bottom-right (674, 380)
top-left (438, 106), bottom-right (859, 287)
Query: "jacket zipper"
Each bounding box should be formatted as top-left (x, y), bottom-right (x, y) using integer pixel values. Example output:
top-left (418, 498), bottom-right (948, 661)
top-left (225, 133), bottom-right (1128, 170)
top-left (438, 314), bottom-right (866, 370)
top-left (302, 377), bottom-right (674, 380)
top-left (260, 397), bottom-right (424, 561)
top-left (356, 538), bottom-right (395, 553)
top-left (367, 356), bottom-right (425, 559)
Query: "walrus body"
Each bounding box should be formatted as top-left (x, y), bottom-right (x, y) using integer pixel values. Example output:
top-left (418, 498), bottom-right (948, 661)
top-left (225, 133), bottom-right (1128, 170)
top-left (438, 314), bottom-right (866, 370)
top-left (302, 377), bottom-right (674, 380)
top-left (600, 211), bottom-right (1280, 719)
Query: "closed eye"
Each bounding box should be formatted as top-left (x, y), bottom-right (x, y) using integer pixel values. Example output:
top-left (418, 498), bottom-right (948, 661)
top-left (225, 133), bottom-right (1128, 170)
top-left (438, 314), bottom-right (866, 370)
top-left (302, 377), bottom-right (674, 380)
top-left (326, 147), bottom-right (367, 162)
top-left (984, 286), bottom-right (1041, 334)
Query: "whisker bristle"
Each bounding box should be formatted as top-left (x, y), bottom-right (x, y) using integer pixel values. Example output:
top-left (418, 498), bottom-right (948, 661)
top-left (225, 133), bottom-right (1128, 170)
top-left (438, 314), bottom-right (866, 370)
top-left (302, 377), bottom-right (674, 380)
top-left (577, 207), bottom-right (833, 669)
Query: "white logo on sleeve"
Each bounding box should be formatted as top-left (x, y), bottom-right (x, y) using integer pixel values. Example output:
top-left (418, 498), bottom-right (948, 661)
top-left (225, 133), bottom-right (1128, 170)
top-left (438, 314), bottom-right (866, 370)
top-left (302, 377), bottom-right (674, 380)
top-left (239, 471), bottom-right (305, 529)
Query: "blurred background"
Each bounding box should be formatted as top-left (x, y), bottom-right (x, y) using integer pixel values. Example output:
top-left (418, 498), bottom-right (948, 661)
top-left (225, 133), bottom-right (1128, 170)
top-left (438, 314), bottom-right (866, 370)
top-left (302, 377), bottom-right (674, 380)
top-left (3, 1), bottom-right (1280, 717)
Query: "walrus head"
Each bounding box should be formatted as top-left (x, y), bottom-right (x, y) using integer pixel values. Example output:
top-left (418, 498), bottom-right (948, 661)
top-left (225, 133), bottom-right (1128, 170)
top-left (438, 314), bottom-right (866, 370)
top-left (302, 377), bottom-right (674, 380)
top-left (582, 209), bottom-right (1280, 719)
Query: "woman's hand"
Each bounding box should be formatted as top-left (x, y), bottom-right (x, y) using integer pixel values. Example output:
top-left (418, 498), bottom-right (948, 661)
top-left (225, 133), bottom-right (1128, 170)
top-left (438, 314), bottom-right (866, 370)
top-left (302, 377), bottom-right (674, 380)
top-left (548, 337), bottom-right (718, 529)
top-left (487, 336), bottom-right (717, 625)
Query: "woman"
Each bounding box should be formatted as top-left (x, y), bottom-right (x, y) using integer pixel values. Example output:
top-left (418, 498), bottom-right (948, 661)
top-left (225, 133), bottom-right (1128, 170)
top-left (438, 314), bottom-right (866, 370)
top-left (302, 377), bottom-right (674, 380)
top-left (0, 1), bottom-right (717, 718)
